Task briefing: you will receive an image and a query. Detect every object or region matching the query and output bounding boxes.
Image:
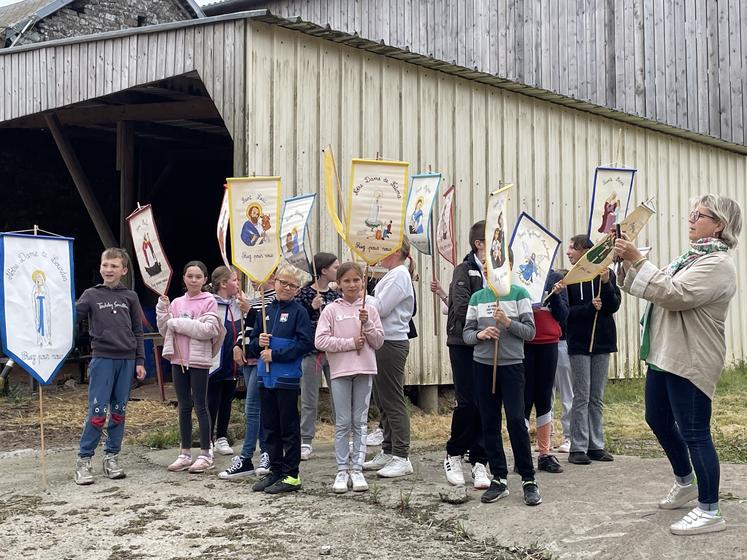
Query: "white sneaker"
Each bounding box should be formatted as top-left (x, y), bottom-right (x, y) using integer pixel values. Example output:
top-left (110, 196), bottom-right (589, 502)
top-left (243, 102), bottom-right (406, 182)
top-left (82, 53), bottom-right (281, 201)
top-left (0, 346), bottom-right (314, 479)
top-left (74, 457), bottom-right (94, 485)
top-left (256, 452), bottom-right (271, 476)
top-left (333, 471), bottom-right (350, 493)
top-left (670, 507), bottom-right (726, 535)
top-left (443, 455), bottom-right (466, 486)
top-left (350, 470), bottom-right (369, 492)
top-left (300, 444), bottom-right (313, 461)
top-left (556, 439), bottom-right (571, 453)
top-left (363, 450), bottom-right (392, 471)
top-left (471, 462), bottom-right (491, 489)
top-left (659, 479), bottom-right (699, 509)
top-left (214, 437), bottom-right (234, 456)
top-left (377, 456), bottom-right (413, 478)
top-left (365, 427), bottom-right (384, 446)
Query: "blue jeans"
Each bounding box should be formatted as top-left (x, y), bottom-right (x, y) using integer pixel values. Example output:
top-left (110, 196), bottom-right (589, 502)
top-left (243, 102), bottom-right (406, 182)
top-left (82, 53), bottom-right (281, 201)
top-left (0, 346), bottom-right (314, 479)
top-left (79, 358), bottom-right (135, 458)
top-left (645, 367), bottom-right (719, 505)
top-left (240, 365), bottom-right (266, 458)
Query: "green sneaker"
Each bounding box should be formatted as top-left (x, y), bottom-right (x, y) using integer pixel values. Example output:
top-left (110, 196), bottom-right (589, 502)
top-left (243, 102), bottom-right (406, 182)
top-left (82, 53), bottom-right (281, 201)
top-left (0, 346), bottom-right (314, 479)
top-left (264, 475), bottom-right (302, 495)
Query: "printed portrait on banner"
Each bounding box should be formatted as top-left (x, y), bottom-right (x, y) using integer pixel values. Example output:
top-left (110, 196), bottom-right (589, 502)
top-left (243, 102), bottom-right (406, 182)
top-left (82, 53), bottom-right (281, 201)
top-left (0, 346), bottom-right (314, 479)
top-left (0, 233), bottom-right (75, 385)
top-left (405, 173), bottom-right (441, 255)
top-left (126, 205), bottom-right (173, 295)
top-left (436, 185), bottom-right (456, 265)
top-left (346, 159), bottom-right (409, 265)
top-left (485, 184), bottom-right (513, 297)
top-left (227, 177), bottom-right (282, 284)
top-left (587, 167), bottom-right (636, 242)
top-left (509, 213), bottom-right (561, 304)
top-left (280, 193), bottom-right (316, 273)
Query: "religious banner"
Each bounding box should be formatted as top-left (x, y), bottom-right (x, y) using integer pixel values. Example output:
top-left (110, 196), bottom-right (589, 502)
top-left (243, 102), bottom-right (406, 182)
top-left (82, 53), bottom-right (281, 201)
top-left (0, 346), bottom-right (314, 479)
top-left (509, 213), bottom-right (561, 305)
top-left (565, 198), bottom-right (656, 285)
top-left (436, 185), bottom-right (457, 265)
top-left (405, 173), bottom-right (441, 255)
top-left (280, 193), bottom-right (316, 273)
top-left (126, 204), bottom-right (173, 295)
top-left (587, 166), bottom-right (636, 242)
top-left (323, 147), bottom-right (346, 240)
top-left (485, 184), bottom-right (513, 297)
top-left (346, 159), bottom-right (409, 265)
top-left (227, 176), bottom-right (282, 284)
top-left (217, 185), bottom-right (231, 268)
top-left (0, 233), bottom-right (75, 385)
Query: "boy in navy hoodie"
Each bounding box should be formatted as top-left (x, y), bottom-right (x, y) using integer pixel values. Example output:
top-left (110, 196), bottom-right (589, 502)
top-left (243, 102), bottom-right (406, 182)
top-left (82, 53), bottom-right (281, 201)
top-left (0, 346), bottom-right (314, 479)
top-left (74, 248), bottom-right (146, 485)
top-left (249, 263), bottom-right (313, 494)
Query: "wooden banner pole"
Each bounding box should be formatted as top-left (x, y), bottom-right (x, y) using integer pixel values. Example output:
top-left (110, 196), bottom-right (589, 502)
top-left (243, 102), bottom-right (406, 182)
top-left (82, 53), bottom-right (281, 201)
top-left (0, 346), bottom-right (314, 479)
top-left (430, 216), bottom-right (440, 337)
top-left (260, 286), bottom-right (270, 373)
top-left (357, 264), bottom-right (369, 355)
top-left (491, 340), bottom-right (499, 394)
top-left (588, 279), bottom-right (603, 353)
top-left (39, 385), bottom-right (48, 488)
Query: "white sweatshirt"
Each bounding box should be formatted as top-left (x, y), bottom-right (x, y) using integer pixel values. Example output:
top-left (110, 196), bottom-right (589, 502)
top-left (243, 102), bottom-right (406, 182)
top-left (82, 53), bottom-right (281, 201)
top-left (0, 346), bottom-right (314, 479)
top-left (371, 264), bottom-right (415, 341)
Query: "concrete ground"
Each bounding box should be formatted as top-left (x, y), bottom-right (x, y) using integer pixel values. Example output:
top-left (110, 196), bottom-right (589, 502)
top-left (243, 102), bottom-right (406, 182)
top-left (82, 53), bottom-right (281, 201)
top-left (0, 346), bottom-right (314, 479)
top-left (0, 441), bottom-right (744, 559)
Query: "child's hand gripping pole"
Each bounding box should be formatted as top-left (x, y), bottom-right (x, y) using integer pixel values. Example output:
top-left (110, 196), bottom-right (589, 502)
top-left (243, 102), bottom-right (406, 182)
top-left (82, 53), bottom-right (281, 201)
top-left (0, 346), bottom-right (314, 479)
top-left (260, 286), bottom-right (270, 373)
top-left (357, 264), bottom-right (370, 355)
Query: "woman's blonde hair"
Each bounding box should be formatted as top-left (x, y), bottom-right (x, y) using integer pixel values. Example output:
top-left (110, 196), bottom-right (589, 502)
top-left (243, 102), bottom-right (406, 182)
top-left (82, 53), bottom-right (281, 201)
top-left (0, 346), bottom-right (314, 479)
top-left (692, 194), bottom-right (743, 249)
top-left (210, 265), bottom-right (238, 293)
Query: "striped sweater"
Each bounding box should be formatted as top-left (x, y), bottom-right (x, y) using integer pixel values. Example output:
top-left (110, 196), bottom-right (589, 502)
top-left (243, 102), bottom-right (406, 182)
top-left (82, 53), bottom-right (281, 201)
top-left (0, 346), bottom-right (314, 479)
top-left (463, 285), bottom-right (536, 366)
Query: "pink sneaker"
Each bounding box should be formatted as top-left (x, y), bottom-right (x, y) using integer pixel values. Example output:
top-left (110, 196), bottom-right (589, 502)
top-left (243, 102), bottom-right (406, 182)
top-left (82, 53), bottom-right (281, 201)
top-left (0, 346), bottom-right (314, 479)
top-left (167, 454), bottom-right (192, 472)
top-left (188, 454), bottom-right (215, 473)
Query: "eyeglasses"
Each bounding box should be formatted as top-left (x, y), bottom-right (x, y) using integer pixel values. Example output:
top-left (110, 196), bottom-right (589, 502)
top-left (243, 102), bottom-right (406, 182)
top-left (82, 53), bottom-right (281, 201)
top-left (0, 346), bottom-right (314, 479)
top-left (275, 278), bottom-right (300, 290)
top-left (689, 210), bottom-right (719, 222)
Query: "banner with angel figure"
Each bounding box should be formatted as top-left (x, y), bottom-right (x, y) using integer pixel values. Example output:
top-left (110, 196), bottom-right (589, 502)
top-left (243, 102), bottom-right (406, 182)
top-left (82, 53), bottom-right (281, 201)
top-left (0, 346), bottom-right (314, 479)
top-left (587, 167), bottom-right (636, 243)
top-left (346, 159), bottom-right (409, 265)
top-left (509, 213), bottom-right (561, 304)
top-left (436, 185), bottom-right (456, 265)
top-left (217, 185), bottom-right (231, 268)
top-left (485, 184), bottom-right (513, 297)
top-left (227, 176), bottom-right (282, 284)
top-left (126, 204), bottom-right (173, 295)
top-left (565, 198), bottom-right (656, 285)
top-left (405, 173), bottom-right (441, 255)
top-left (280, 193), bottom-right (316, 273)
top-left (0, 232), bottom-right (75, 384)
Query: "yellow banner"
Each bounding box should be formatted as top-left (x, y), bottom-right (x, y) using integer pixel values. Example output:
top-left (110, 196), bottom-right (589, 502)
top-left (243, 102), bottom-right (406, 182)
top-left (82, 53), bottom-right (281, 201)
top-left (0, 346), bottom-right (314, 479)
top-left (227, 176), bottom-right (282, 284)
top-left (346, 159), bottom-right (409, 265)
top-left (323, 149), bottom-right (346, 240)
top-left (485, 184), bottom-right (514, 297)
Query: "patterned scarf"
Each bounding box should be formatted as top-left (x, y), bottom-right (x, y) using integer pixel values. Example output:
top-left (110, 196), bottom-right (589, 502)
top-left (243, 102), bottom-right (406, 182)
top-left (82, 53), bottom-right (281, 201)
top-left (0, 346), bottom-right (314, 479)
top-left (664, 237), bottom-right (729, 277)
top-left (640, 237), bottom-right (728, 361)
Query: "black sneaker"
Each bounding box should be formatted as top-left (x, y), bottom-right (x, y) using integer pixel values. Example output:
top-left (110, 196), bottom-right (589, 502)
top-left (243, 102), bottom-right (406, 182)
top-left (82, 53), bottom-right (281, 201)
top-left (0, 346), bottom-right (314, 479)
top-left (218, 456), bottom-right (255, 480)
top-left (587, 449), bottom-right (614, 462)
top-left (252, 472), bottom-right (281, 492)
top-left (568, 451), bottom-right (592, 465)
top-left (264, 475), bottom-right (302, 495)
top-left (480, 480), bottom-right (509, 503)
top-left (522, 481), bottom-right (542, 506)
top-left (538, 454), bottom-right (564, 474)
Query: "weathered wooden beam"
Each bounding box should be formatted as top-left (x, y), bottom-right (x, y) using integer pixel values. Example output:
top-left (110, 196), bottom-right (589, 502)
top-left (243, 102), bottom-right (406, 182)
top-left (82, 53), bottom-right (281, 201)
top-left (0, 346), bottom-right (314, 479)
top-left (118, 121), bottom-right (137, 288)
top-left (44, 113), bottom-right (117, 249)
top-left (3, 100), bottom-right (220, 129)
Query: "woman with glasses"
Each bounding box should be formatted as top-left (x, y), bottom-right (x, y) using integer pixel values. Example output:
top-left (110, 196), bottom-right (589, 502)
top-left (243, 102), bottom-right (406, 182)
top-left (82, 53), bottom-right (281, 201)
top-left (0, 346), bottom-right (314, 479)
top-left (614, 194), bottom-right (742, 535)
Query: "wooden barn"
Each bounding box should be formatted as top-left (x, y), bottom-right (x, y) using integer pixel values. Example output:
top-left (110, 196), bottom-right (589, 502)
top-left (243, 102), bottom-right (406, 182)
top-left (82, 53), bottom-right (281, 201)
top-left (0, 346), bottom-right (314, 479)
top-left (0, 3), bottom-right (745, 393)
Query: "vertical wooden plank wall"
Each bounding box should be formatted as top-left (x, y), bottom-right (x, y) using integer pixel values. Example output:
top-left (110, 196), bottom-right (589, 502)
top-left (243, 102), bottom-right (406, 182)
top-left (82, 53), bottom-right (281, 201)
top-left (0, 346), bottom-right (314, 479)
top-left (264, 0), bottom-right (747, 148)
top-left (242, 22), bottom-right (747, 384)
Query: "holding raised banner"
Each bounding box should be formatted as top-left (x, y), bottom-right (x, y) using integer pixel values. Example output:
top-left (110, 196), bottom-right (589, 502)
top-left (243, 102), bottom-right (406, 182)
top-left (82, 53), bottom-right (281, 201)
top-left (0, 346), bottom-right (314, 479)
top-left (126, 204), bottom-right (173, 295)
top-left (280, 193), bottom-right (316, 274)
top-left (405, 173), bottom-right (441, 254)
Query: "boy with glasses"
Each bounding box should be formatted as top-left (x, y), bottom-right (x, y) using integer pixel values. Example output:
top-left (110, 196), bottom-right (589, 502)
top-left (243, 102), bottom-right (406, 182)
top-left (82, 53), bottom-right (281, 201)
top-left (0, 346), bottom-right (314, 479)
top-left (249, 263), bottom-right (313, 494)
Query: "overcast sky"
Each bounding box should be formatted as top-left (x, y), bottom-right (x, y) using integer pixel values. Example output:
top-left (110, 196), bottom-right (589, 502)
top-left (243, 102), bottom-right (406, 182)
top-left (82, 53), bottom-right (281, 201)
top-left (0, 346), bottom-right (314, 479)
top-left (0, 0), bottom-right (214, 6)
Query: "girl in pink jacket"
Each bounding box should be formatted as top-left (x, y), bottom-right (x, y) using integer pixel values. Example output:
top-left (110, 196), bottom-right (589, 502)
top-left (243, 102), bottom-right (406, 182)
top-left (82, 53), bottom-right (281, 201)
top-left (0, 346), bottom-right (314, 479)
top-left (157, 261), bottom-right (226, 474)
top-left (315, 262), bottom-right (384, 493)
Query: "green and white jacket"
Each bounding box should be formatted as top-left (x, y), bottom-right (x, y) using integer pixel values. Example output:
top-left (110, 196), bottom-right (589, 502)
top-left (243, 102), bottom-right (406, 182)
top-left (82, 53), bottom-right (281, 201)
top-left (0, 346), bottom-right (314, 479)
top-left (463, 285), bottom-right (536, 366)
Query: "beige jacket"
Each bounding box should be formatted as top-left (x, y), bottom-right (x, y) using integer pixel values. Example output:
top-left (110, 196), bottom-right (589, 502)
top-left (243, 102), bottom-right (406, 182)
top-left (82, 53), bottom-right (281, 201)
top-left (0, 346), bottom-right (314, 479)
top-left (621, 251), bottom-right (736, 399)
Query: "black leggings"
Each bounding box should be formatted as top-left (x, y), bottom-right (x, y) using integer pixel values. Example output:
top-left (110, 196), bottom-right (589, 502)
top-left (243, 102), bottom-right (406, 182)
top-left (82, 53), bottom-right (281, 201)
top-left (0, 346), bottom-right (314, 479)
top-left (523, 343), bottom-right (558, 426)
top-left (172, 366), bottom-right (211, 451)
top-left (208, 378), bottom-right (236, 440)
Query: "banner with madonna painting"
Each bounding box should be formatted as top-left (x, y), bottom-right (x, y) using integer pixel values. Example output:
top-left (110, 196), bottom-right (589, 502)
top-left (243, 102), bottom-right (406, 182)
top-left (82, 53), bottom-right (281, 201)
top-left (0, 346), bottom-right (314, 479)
top-left (587, 167), bottom-right (636, 243)
top-left (509, 213), bottom-right (561, 305)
